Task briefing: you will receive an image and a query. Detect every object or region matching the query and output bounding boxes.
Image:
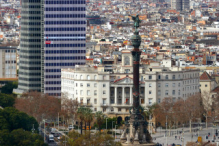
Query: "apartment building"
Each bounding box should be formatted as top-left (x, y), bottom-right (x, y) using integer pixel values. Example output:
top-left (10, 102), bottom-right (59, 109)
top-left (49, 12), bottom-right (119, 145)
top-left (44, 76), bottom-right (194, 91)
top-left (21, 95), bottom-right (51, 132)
top-left (61, 50), bottom-right (200, 121)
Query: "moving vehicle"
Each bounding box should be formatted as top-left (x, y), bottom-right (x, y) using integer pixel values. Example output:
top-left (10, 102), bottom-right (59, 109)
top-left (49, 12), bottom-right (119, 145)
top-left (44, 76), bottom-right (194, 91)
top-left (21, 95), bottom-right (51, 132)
top-left (68, 125), bottom-right (73, 131)
top-left (49, 134), bottom-right (54, 142)
top-left (51, 128), bottom-right (56, 134)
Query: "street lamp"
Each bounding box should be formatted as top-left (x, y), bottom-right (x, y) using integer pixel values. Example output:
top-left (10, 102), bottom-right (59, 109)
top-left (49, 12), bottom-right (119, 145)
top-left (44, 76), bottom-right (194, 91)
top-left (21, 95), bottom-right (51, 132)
top-left (106, 118), bottom-right (108, 130)
top-left (43, 119), bottom-right (46, 143)
top-left (112, 121), bottom-right (115, 137)
top-left (115, 125), bottom-right (117, 139)
top-left (166, 116), bottom-right (167, 146)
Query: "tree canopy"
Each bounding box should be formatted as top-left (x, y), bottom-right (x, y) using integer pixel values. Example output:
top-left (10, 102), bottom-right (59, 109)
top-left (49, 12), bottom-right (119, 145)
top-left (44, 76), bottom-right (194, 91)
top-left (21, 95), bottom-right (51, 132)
top-left (1, 81), bottom-right (18, 94)
top-left (0, 93), bottom-right (15, 108)
top-left (15, 91), bottom-right (61, 122)
top-left (0, 107), bottom-right (47, 146)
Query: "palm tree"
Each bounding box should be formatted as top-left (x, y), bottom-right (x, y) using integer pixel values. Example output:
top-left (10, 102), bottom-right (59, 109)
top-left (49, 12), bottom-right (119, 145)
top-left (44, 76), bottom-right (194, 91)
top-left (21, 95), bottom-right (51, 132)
top-left (77, 107), bottom-right (86, 134)
top-left (84, 108), bottom-right (93, 132)
top-left (95, 111), bottom-right (105, 132)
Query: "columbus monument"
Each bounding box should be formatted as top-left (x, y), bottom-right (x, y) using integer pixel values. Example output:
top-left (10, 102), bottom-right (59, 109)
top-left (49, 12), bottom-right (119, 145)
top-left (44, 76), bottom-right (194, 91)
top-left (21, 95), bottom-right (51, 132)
top-left (120, 15), bottom-right (154, 145)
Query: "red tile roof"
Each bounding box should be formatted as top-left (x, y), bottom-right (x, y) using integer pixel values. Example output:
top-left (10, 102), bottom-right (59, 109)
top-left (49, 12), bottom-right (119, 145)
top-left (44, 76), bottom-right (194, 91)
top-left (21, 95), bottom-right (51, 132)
top-left (200, 71), bottom-right (212, 80)
top-left (114, 76), bottom-right (133, 83)
top-left (212, 86), bottom-right (219, 93)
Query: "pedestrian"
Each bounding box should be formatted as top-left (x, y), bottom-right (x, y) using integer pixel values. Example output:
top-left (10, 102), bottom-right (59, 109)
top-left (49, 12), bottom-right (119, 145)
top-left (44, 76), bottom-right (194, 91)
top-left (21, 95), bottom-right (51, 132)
top-left (175, 135), bottom-right (177, 140)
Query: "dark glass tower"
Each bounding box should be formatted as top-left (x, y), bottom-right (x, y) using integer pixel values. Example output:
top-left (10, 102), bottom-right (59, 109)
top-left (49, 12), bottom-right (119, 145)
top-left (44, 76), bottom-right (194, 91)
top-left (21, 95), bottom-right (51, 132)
top-left (16, 0), bottom-right (43, 93)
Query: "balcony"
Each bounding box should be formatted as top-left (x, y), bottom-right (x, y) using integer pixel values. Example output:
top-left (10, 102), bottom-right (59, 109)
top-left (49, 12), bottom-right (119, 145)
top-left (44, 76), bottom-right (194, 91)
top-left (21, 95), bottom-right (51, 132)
top-left (101, 103), bottom-right (108, 107)
top-left (80, 103), bottom-right (93, 107)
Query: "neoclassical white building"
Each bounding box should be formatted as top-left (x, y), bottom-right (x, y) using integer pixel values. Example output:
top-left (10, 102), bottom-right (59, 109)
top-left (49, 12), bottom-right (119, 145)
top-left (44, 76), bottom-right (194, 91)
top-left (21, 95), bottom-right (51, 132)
top-left (61, 50), bottom-right (200, 120)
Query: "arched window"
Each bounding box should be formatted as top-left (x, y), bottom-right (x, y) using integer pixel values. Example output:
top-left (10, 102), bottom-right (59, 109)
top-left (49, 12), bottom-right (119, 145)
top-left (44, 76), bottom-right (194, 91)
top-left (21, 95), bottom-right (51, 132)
top-left (87, 75), bottom-right (90, 80)
top-left (124, 56), bottom-right (130, 65)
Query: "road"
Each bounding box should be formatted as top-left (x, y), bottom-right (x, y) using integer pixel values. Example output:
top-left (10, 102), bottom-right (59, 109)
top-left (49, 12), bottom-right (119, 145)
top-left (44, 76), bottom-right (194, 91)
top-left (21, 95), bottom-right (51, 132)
top-left (152, 127), bottom-right (219, 145)
top-left (39, 130), bottom-right (59, 146)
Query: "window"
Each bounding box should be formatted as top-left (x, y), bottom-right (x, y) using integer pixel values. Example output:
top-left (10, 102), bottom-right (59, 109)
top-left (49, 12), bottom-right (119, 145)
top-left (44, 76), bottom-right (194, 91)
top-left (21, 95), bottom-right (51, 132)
top-left (94, 90), bottom-right (97, 95)
top-left (172, 90), bottom-right (175, 95)
top-left (141, 99), bottom-right (144, 104)
top-left (205, 84), bottom-right (207, 87)
top-left (87, 90), bottom-right (91, 96)
top-left (149, 83), bottom-right (152, 87)
top-left (165, 83), bottom-right (168, 87)
top-left (172, 83), bottom-right (175, 87)
top-left (178, 90), bottom-right (180, 95)
top-left (80, 90), bottom-right (83, 95)
top-left (76, 83), bottom-right (78, 87)
top-left (103, 84), bottom-right (106, 87)
top-left (173, 75), bottom-right (175, 79)
top-left (178, 83), bottom-right (180, 87)
top-left (94, 99), bottom-right (97, 104)
top-left (94, 75), bottom-right (97, 80)
top-left (149, 98), bottom-right (152, 105)
top-left (165, 90), bottom-right (168, 95)
top-left (118, 108), bottom-right (121, 112)
top-left (158, 90), bottom-right (161, 96)
top-left (87, 75), bottom-right (90, 80)
top-left (158, 75), bottom-right (161, 79)
top-left (80, 75), bottom-right (83, 80)
top-left (80, 83), bottom-right (83, 87)
top-left (76, 90), bottom-right (78, 95)
top-left (124, 56), bottom-right (130, 65)
top-left (149, 91), bottom-right (152, 94)
top-left (165, 75), bottom-right (168, 79)
top-left (149, 75), bottom-right (152, 79)
top-left (94, 83), bottom-right (97, 87)
top-left (158, 83), bottom-right (161, 87)
top-left (158, 98), bottom-right (161, 103)
top-left (87, 83), bottom-right (90, 87)
top-left (103, 90), bottom-right (106, 94)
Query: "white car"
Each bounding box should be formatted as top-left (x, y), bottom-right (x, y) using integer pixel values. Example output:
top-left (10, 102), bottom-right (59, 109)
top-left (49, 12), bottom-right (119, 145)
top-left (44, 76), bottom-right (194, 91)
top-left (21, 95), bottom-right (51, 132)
top-left (68, 125), bottom-right (73, 131)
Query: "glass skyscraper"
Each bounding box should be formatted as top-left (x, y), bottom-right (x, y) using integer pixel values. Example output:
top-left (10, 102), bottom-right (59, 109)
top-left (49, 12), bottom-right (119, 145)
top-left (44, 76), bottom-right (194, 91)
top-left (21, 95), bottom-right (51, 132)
top-left (16, 0), bottom-right (86, 96)
top-left (16, 0), bottom-right (43, 93)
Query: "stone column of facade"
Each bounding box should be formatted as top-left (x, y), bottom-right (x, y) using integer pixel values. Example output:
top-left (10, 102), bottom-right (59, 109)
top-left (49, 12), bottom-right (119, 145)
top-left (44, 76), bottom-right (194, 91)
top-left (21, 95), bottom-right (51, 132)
top-left (115, 87), bottom-right (117, 104)
top-left (130, 87), bottom-right (132, 105)
top-left (122, 87), bottom-right (125, 105)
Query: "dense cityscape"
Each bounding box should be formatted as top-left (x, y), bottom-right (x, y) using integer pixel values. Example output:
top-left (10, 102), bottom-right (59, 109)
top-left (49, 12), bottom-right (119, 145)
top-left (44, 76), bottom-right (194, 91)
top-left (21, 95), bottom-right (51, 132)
top-left (0, 0), bottom-right (219, 145)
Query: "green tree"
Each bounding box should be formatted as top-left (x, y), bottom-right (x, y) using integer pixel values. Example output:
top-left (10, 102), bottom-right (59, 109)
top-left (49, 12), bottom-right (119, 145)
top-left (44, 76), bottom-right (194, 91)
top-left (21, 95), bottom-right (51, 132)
top-left (95, 111), bottom-right (105, 131)
top-left (84, 108), bottom-right (93, 132)
top-left (77, 107), bottom-right (86, 134)
top-left (0, 93), bottom-right (15, 108)
top-left (0, 107), bottom-right (38, 132)
top-left (0, 129), bottom-right (47, 146)
top-left (1, 81), bottom-right (18, 94)
top-left (60, 130), bottom-right (121, 146)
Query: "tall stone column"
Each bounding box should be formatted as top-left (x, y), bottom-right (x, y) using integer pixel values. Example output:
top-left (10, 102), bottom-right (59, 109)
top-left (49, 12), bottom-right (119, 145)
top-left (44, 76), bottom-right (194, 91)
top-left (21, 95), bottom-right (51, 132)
top-left (122, 87), bottom-right (125, 105)
top-left (130, 86), bottom-right (132, 104)
top-left (115, 87), bottom-right (117, 104)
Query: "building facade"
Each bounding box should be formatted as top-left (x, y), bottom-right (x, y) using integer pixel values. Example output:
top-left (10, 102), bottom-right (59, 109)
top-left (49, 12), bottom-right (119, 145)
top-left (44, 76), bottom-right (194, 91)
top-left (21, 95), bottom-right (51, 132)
top-left (0, 46), bottom-right (17, 79)
top-left (16, 0), bottom-right (86, 95)
top-left (171, 0), bottom-right (190, 11)
top-left (61, 50), bottom-right (200, 120)
top-left (43, 0), bottom-right (86, 96)
top-left (16, 0), bottom-right (43, 93)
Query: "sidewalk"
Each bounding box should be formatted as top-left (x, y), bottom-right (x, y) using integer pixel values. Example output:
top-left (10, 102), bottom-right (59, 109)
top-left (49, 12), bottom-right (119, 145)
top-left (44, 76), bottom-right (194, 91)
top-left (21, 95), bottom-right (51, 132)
top-left (151, 127), bottom-right (202, 139)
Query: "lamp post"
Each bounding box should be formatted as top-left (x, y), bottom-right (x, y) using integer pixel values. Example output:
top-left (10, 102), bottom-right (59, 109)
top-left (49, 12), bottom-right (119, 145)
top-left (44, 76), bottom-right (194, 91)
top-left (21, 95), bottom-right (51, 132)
top-left (166, 116), bottom-right (168, 146)
top-left (106, 118), bottom-right (108, 130)
top-left (115, 125), bottom-right (117, 139)
top-left (183, 124), bottom-right (184, 146)
top-left (58, 112), bottom-right (59, 130)
top-left (112, 121), bottom-right (115, 137)
top-left (43, 119), bottom-right (46, 143)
